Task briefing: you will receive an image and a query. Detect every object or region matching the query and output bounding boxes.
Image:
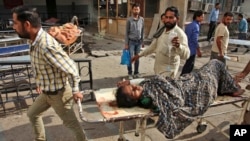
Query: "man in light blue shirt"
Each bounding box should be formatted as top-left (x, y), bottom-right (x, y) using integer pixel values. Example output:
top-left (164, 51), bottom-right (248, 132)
top-left (181, 10), bottom-right (204, 75)
top-left (207, 3), bottom-right (220, 41)
top-left (231, 13), bottom-right (249, 53)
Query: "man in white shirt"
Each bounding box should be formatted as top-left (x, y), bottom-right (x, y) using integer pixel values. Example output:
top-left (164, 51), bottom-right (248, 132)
top-left (132, 6), bottom-right (190, 78)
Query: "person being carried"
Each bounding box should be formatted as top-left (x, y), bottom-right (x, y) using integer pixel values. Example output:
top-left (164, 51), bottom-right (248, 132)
top-left (116, 59), bottom-right (244, 139)
top-left (132, 6), bottom-right (190, 78)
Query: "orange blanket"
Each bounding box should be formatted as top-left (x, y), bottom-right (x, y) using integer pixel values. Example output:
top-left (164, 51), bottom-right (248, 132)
top-left (48, 23), bottom-right (81, 46)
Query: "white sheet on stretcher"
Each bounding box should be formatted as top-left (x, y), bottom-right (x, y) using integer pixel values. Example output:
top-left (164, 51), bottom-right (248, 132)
top-left (94, 87), bottom-right (151, 119)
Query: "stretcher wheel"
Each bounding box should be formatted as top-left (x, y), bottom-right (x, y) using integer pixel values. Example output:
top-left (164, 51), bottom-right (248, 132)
top-left (117, 137), bottom-right (127, 141)
top-left (196, 124), bottom-right (207, 133)
top-left (135, 132), bottom-right (139, 136)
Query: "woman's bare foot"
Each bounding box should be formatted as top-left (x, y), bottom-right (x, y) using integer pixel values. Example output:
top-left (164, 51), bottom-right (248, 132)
top-left (232, 89), bottom-right (245, 97)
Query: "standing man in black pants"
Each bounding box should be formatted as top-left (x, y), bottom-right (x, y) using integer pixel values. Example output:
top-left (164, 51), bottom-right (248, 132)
top-left (181, 10), bottom-right (204, 75)
top-left (207, 3), bottom-right (220, 41)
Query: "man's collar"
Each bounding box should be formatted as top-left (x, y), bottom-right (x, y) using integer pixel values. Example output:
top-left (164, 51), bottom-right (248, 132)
top-left (31, 28), bottom-right (43, 46)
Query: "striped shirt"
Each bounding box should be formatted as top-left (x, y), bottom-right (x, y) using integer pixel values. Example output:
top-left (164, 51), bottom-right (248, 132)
top-left (30, 28), bottom-right (80, 93)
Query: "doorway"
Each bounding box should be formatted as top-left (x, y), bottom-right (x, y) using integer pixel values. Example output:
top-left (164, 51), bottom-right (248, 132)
top-left (46, 0), bottom-right (57, 18)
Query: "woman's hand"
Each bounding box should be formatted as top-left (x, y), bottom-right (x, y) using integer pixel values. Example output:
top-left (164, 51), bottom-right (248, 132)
top-left (234, 72), bottom-right (247, 83)
top-left (117, 80), bottom-right (130, 87)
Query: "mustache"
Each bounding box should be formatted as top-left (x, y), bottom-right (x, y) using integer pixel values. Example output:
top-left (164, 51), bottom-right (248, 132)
top-left (164, 22), bottom-right (176, 29)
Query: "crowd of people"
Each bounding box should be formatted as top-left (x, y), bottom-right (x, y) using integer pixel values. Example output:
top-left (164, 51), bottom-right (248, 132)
top-left (9, 2), bottom-right (250, 141)
top-left (124, 3), bottom-right (249, 80)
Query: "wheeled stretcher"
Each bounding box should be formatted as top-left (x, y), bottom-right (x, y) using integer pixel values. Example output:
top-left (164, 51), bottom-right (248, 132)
top-left (196, 93), bottom-right (250, 138)
top-left (77, 85), bottom-right (250, 141)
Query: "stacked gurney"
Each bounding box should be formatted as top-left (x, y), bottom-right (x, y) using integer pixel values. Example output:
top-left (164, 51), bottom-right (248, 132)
top-left (48, 23), bottom-right (84, 55)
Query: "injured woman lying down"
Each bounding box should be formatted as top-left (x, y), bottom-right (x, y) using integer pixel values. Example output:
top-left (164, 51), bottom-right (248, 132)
top-left (116, 59), bottom-right (245, 139)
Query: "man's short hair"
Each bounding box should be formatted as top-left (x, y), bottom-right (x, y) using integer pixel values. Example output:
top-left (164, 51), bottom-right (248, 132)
top-left (165, 6), bottom-right (179, 18)
top-left (161, 13), bottom-right (165, 19)
top-left (193, 10), bottom-right (204, 20)
top-left (11, 5), bottom-right (41, 28)
top-left (132, 3), bottom-right (140, 9)
top-left (215, 3), bottom-right (220, 6)
top-left (224, 12), bottom-right (234, 17)
top-left (238, 13), bottom-right (243, 18)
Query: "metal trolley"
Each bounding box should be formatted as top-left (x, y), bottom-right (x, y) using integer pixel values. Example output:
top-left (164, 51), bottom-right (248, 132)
top-left (196, 92), bottom-right (250, 138)
top-left (61, 28), bottom-right (84, 56)
top-left (77, 88), bottom-right (157, 141)
top-left (77, 87), bottom-right (250, 141)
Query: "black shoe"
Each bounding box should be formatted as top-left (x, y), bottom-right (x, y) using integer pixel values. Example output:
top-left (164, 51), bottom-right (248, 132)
top-left (231, 48), bottom-right (238, 52)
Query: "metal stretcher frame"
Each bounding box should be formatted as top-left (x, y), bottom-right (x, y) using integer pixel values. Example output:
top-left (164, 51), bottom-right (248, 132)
top-left (78, 88), bottom-right (250, 141)
top-left (78, 88), bottom-right (157, 141)
top-left (196, 92), bottom-right (250, 138)
top-left (0, 36), bottom-right (26, 47)
top-left (0, 55), bottom-right (93, 113)
top-left (61, 29), bottom-right (84, 55)
top-left (0, 44), bottom-right (29, 57)
top-left (228, 39), bottom-right (250, 47)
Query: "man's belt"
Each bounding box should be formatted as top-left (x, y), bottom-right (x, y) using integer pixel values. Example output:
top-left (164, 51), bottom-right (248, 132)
top-left (43, 87), bottom-right (65, 95)
top-left (129, 38), bottom-right (141, 42)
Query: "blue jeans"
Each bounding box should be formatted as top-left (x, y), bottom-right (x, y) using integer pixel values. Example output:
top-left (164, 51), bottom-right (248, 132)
top-left (127, 40), bottom-right (141, 75)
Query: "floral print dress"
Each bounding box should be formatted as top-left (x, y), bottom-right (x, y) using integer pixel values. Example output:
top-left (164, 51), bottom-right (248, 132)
top-left (139, 59), bottom-right (239, 139)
